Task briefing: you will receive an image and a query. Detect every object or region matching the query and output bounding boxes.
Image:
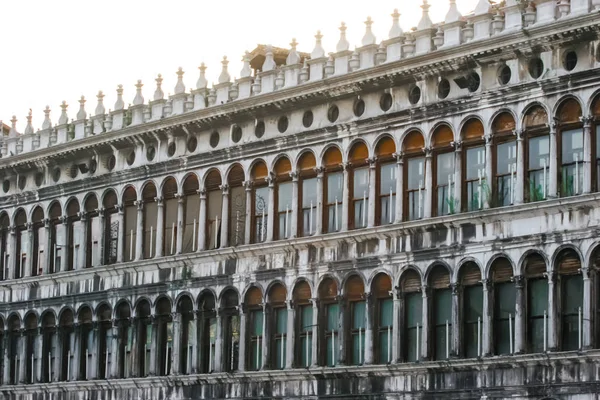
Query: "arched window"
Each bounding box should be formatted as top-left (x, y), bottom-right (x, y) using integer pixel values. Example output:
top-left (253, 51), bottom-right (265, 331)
top-left (161, 177), bottom-right (178, 256)
top-left (122, 187), bottom-right (138, 262)
top-left (348, 142), bottom-right (369, 230)
top-left (204, 170), bottom-right (223, 249)
top-left (58, 309), bottom-right (74, 381)
top-left (431, 125), bottom-right (455, 216)
top-left (102, 190), bottom-right (118, 265)
top-left (251, 162), bottom-right (269, 243)
top-left (345, 275), bottom-right (366, 365)
top-left (65, 199), bottom-right (80, 271)
top-left (372, 273), bottom-right (393, 364)
top-left (492, 113), bottom-right (517, 207)
top-left (375, 137), bottom-right (397, 225)
top-left (155, 297), bottom-right (173, 376)
top-left (322, 147), bottom-right (343, 233)
top-left (24, 313), bottom-right (37, 383)
top-left (274, 157), bottom-right (293, 240)
top-left (297, 152), bottom-right (318, 237)
top-left (77, 306), bottom-right (93, 380)
top-left (227, 165), bottom-right (246, 246)
top-left (96, 304), bottom-right (112, 379)
top-left (0, 212), bottom-right (9, 280)
top-left (268, 283), bottom-right (288, 369)
top-left (218, 289), bottom-right (239, 373)
top-left (176, 296), bottom-right (194, 375)
top-left (13, 208), bottom-right (27, 278)
top-left (318, 278), bottom-right (339, 366)
top-left (461, 119), bottom-right (486, 212)
top-left (198, 291), bottom-right (216, 373)
top-left (429, 265), bottom-right (451, 360)
top-left (245, 286), bottom-right (264, 371)
top-left (459, 262), bottom-right (483, 358)
top-left (402, 131), bottom-right (425, 220)
top-left (31, 207), bottom-right (44, 276)
top-left (490, 257), bottom-right (515, 355)
top-left (524, 252), bottom-right (548, 353)
top-left (182, 175), bottom-right (200, 252)
top-left (142, 182), bottom-right (158, 259)
top-left (556, 249), bottom-right (582, 351)
top-left (114, 301), bottom-right (131, 378)
top-left (524, 105), bottom-right (550, 202)
top-left (556, 99), bottom-right (583, 197)
top-left (401, 269), bottom-right (422, 362)
top-left (293, 281), bottom-right (313, 367)
top-left (592, 96), bottom-right (600, 191)
top-left (83, 194), bottom-right (98, 268)
top-left (7, 315), bottom-right (21, 384)
top-left (40, 312), bottom-right (56, 383)
top-left (48, 202), bottom-right (62, 274)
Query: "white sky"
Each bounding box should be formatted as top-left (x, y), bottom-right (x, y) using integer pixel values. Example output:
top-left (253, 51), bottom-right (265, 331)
top-left (0, 0), bottom-right (480, 130)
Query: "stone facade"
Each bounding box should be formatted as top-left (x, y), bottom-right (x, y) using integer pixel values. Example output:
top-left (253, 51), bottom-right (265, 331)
top-left (2, 1), bottom-right (600, 399)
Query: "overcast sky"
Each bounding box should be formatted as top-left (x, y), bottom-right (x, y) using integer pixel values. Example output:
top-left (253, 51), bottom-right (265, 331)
top-left (0, 0), bottom-right (480, 130)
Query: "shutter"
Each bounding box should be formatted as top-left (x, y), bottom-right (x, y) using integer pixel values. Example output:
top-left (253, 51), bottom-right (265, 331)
top-left (491, 258), bottom-right (513, 283)
top-left (524, 253), bottom-right (547, 278)
top-left (228, 164), bottom-right (245, 187)
top-left (103, 190), bottom-right (118, 209)
top-left (84, 195), bottom-right (99, 213)
top-left (345, 275), bottom-right (365, 301)
top-left (460, 262), bottom-right (481, 286)
top-left (274, 157), bottom-right (292, 178)
top-left (524, 106), bottom-right (548, 129)
top-left (432, 125), bottom-right (454, 148)
top-left (205, 170), bottom-right (222, 191)
top-left (429, 266), bottom-right (450, 289)
top-left (245, 287), bottom-right (263, 307)
top-left (269, 283), bottom-right (287, 305)
top-left (402, 131), bottom-right (425, 154)
top-left (252, 161), bottom-right (268, 181)
top-left (142, 183), bottom-right (157, 201)
top-left (324, 147), bottom-right (342, 168)
top-left (401, 269), bottom-right (422, 293)
top-left (372, 274), bottom-right (392, 298)
top-left (122, 187), bottom-right (137, 206)
top-left (298, 152), bottom-right (316, 173)
top-left (319, 278), bottom-right (338, 301)
top-left (162, 178), bottom-right (178, 199)
top-left (557, 98), bottom-right (582, 124)
top-left (182, 174), bottom-right (200, 195)
top-left (376, 137), bottom-right (396, 158)
top-left (293, 281), bottom-right (312, 303)
top-left (349, 142), bottom-right (369, 163)
top-left (492, 112), bottom-right (516, 134)
top-left (558, 249), bottom-right (581, 275)
top-left (462, 119), bottom-right (484, 140)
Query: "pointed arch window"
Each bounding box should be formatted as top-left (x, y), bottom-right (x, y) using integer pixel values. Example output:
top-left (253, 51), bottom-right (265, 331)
top-left (227, 165), bottom-right (246, 246)
top-left (102, 191), bottom-right (119, 265)
top-left (251, 162), bottom-right (269, 243)
top-left (460, 262), bottom-right (483, 358)
top-left (349, 142), bottom-right (369, 230)
top-left (293, 281), bottom-right (313, 367)
top-left (345, 275), bottom-right (366, 365)
top-left (432, 125), bottom-right (455, 216)
top-left (205, 170), bottom-right (223, 249)
top-left (429, 266), bottom-right (451, 360)
top-left (198, 292), bottom-right (216, 373)
top-left (375, 137), bottom-right (397, 225)
top-left (274, 158), bottom-right (293, 240)
top-left (557, 99), bottom-right (584, 197)
top-left (122, 187), bottom-right (138, 262)
top-left (461, 119), bottom-right (486, 211)
top-left (181, 175), bottom-right (200, 252)
top-left (297, 152), bottom-right (318, 237)
top-left (322, 148), bottom-right (343, 233)
top-left (318, 278), bottom-right (339, 366)
top-left (372, 274), bottom-right (393, 364)
top-left (268, 284), bottom-right (288, 369)
top-left (402, 131), bottom-right (425, 221)
top-left (492, 113), bottom-right (517, 207)
top-left (490, 257), bottom-right (515, 355)
top-left (524, 105), bottom-right (550, 202)
top-left (245, 287), bottom-right (264, 371)
top-left (556, 249), bottom-right (582, 351)
top-left (401, 269), bottom-right (422, 362)
top-left (524, 253), bottom-right (548, 353)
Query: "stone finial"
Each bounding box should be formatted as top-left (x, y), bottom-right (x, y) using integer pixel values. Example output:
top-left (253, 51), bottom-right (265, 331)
top-left (42, 106), bottom-right (51, 130)
top-left (474, 0), bottom-right (492, 15)
top-left (445, 0), bottom-right (462, 23)
top-left (336, 22), bottom-right (350, 52)
top-left (362, 17), bottom-right (376, 46)
top-left (133, 80), bottom-right (144, 106)
top-left (433, 27), bottom-right (444, 47)
top-left (197, 63), bottom-right (208, 89)
top-left (154, 74), bottom-right (164, 101)
top-left (311, 31), bottom-right (325, 59)
top-left (324, 54), bottom-right (335, 77)
top-left (240, 52), bottom-right (252, 78)
top-left (286, 38), bottom-right (301, 65)
top-left (95, 91), bottom-right (106, 115)
top-left (349, 50), bottom-right (360, 71)
top-left (275, 69), bottom-right (285, 89)
top-left (58, 101), bottom-right (69, 124)
top-left (262, 46), bottom-right (276, 72)
top-left (9, 116), bottom-right (18, 138)
top-left (299, 59), bottom-right (309, 83)
top-left (24, 110), bottom-right (33, 135)
top-left (418, 0), bottom-right (433, 30)
top-left (175, 67), bottom-right (186, 94)
top-left (375, 42), bottom-right (387, 65)
top-left (218, 57), bottom-right (231, 83)
top-left (389, 9), bottom-right (403, 38)
top-left (76, 96), bottom-right (87, 120)
top-left (114, 85), bottom-right (125, 110)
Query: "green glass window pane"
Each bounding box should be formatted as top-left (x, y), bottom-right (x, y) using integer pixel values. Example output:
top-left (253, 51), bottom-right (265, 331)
top-left (278, 182), bottom-right (293, 212)
top-left (327, 173), bottom-right (343, 203)
top-left (434, 324), bottom-right (449, 361)
top-left (562, 275), bottom-right (583, 312)
top-left (378, 330), bottom-right (391, 364)
top-left (146, 324), bottom-right (153, 346)
top-left (380, 163), bottom-right (396, 195)
top-left (379, 299), bottom-right (393, 327)
top-left (466, 146), bottom-right (485, 180)
top-left (301, 306), bottom-right (313, 332)
top-left (352, 301), bottom-right (366, 329)
top-left (407, 157), bottom-right (425, 190)
top-left (327, 304), bottom-right (339, 331)
top-left (300, 336), bottom-right (312, 367)
top-left (434, 289), bottom-right (452, 325)
top-left (255, 187), bottom-right (269, 214)
top-left (530, 318), bottom-right (545, 353)
top-left (528, 279), bottom-right (548, 317)
top-left (494, 283), bottom-right (516, 355)
top-left (276, 308), bottom-right (287, 334)
top-left (251, 310), bottom-right (263, 336)
top-left (353, 168), bottom-right (369, 198)
top-left (274, 337), bottom-right (286, 369)
top-left (351, 329), bottom-right (365, 365)
top-left (249, 338), bottom-right (262, 371)
top-left (326, 334), bottom-right (337, 366)
top-left (405, 292), bottom-right (422, 328)
top-left (302, 178), bottom-right (318, 208)
top-left (405, 327), bottom-right (419, 362)
top-left (464, 285), bottom-right (483, 322)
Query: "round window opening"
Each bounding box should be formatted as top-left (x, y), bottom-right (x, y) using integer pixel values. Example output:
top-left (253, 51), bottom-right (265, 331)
top-left (126, 151), bottom-right (136, 166)
top-left (187, 136), bottom-right (198, 153)
top-left (52, 167), bottom-right (61, 182)
top-left (438, 79), bottom-right (450, 99)
top-left (209, 131), bottom-right (220, 148)
top-left (467, 72), bottom-right (480, 92)
top-left (564, 51), bottom-right (577, 71)
top-left (146, 146), bottom-right (156, 161)
top-left (380, 93), bottom-right (393, 112)
top-left (232, 125), bottom-right (242, 143)
top-left (89, 159), bottom-right (97, 174)
top-left (255, 121), bottom-right (265, 138)
top-left (327, 105), bottom-right (339, 123)
top-left (408, 86), bottom-right (421, 105)
top-left (498, 65), bottom-right (512, 85)
top-left (528, 58), bottom-right (544, 79)
top-left (35, 172), bottom-right (44, 187)
top-left (353, 99), bottom-right (365, 117)
top-left (70, 164), bottom-right (79, 179)
top-left (277, 116), bottom-right (289, 133)
top-left (167, 141), bottom-right (176, 157)
top-left (2, 180), bottom-right (9, 193)
top-left (107, 155), bottom-right (116, 171)
top-left (302, 111), bottom-right (314, 128)
top-left (18, 176), bottom-right (26, 190)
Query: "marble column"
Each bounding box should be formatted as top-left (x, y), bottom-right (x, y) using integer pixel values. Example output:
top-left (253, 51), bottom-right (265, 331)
top-left (6, 227), bottom-right (15, 279)
top-left (98, 209), bottom-right (106, 266)
top-left (484, 135), bottom-right (493, 209)
top-left (482, 279), bottom-right (491, 356)
top-left (220, 185), bottom-right (230, 248)
top-left (285, 301), bottom-right (294, 369)
top-left (18, 330), bottom-right (26, 383)
top-left (2, 334), bottom-right (10, 384)
top-left (71, 324), bottom-right (81, 381)
top-left (582, 116), bottom-right (593, 194)
top-left (453, 142), bottom-right (463, 212)
top-left (514, 276), bottom-right (525, 353)
top-left (60, 217), bottom-right (69, 273)
top-left (266, 178), bottom-right (275, 242)
top-left (44, 219), bottom-right (52, 275)
top-left (367, 158), bottom-right (377, 228)
top-left (421, 286), bottom-right (430, 360)
top-left (35, 329), bottom-right (43, 383)
top-left (310, 299), bottom-right (319, 367)
top-left (213, 313), bottom-right (223, 372)
top-left (341, 163), bottom-right (350, 231)
top-left (244, 182), bottom-right (252, 245)
top-left (394, 154), bottom-right (404, 223)
top-left (176, 195), bottom-right (185, 254)
top-left (78, 213), bottom-right (88, 269)
top-left (237, 310), bottom-right (246, 372)
top-left (134, 201), bottom-right (144, 261)
top-left (547, 272), bottom-right (558, 350)
top-left (364, 293), bottom-right (374, 364)
top-left (171, 313), bottom-right (181, 375)
top-left (109, 322), bottom-right (119, 378)
top-left (451, 283), bottom-right (460, 357)
top-left (515, 130), bottom-right (525, 204)
top-left (315, 167), bottom-right (324, 235)
top-left (24, 223), bottom-right (33, 277)
top-left (148, 317), bottom-right (157, 375)
top-left (548, 123), bottom-right (558, 198)
top-left (582, 268), bottom-right (592, 349)
top-left (155, 197), bottom-right (164, 258)
top-left (116, 205), bottom-right (125, 263)
top-left (261, 304), bottom-right (268, 369)
top-left (290, 172), bottom-right (299, 238)
top-left (336, 296), bottom-right (346, 365)
top-left (391, 289), bottom-right (400, 363)
top-left (423, 148), bottom-right (433, 218)
top-left (197, 190), bottom-right (207, 252)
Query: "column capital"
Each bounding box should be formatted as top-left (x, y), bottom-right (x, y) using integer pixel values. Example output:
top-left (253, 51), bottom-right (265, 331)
top-left (243, 180), bottom-right (253, 191)
top-left (285, 300), bottom-right (293, 310)
top-left (393, 151), bottom-right (404, 163)
top-left (220, 184), bottom-right (230, 194)
top-left (450, 282), bottom-right (460, 295)
top-left (78, 211), bottom-right (88, 221)
top-left (581, 267), bottom-right (592, 280)
top-left (512, 129), bottom-right (524, 141)
top-left (116, 203), bottom-right (124, 214)
top-left (451, 140), bottom-right (463, 152)
top-left (97, 207), bottom-right (106, 217)
top-left (134, 200), bottom-right (144, 210)
top-left (266, 175), bottom-right (275, 188)
top-left (514, 275), bottom-right (525, 288)
top-left (290, 171), bottom-right (299, 182)
top-left (309, 298), bottom-right (319, 308)
top-left (60, 215), bottom-right (69, 225)
top-left (198, 188), bottom-right (207, 198)
top-left (483, 134), bottom-right (492, 145)
top-left (154, 196), bottom-right (164, 206)
top-left (43, 218), bottom-right (51, 228)
top-left (547, 122), bottom-right (558, 135)
top-left (421, 284), bottom-right (430, 297)
top-left (367, 157), bottom-right (378, 167)
top-left (580, 115), bottom-right (594, 127)
top-left (314, 166), bottom-right (325, 177)
top-left (423, 146), bottom-right (432, 157)
top-left (342, 161), bottom-right (352, 171)
top-left (481, 279), bottom-right (491, 292)
top-left (26, 222), bottom-right (33, 232)
top-left (546, 271), bottom-right (557, 283)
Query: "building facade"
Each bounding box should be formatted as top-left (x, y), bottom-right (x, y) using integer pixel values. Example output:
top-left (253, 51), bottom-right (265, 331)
top-left (1, 1), bottom-right (600, 399)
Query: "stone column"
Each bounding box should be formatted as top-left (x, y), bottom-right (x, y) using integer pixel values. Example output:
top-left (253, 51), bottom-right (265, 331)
top-left (116, 205), bottom-right (125, 263)
top-left (392, 289), bottom-right (400, 363)
top-left (261, 304), bottom-right (269, 369)
top-left (220, 185), bottom-right (230, 248)
top-left (341, 163), bottom-right (350, 231)
top-left (582, 268), bottom-right (592, 349)
top-left (310, 299), bottom-right (319, 367)
top-left (290, 172), bottom-right (299, 238)
top-left (451, 283), bottom-right (460, 357)
top-left (44, 219), bottom-right (52, 275)
top-left (367, 158), bottom-right (377, 228)
top-left (547, 272), bottom-right (557, 351)
top-left (18, 330), bottom-right (26, 383)
top-left (78, 212), bottom-right (88, 269)
top-left (266, 178), bottom-right (275, 242)
top-left (6, 227), bottom-right (15, 279)
top-left (421, 286), bottom-right (429, 360)
top-left (336, 296), bottom-right (346, 365)
top-left (213, 313), bottom-right (223, 372)
top-left (2, 333), bottom-right (10, 384)
top-left (71, 324), bottom-right (81, 381)
top-left (582, 116), bottom-right (593, 194)
top-left (176, 195), bottom-right (185, 254)
top-left (515, 130), bottom-right (525, 204)
top-left (482, 280), bottom-right (491, 356)
top-left (134, 201), bottom-right (144, 261)
top-left (237, 309), bottom-right (246, 372)
top-left (98, 209), bottom-right (105, 266)
top-left (171, 313), bottom-right (181, 375)
top-left (190, 313), bottom-right (198, 374)
top-left (244, 182), bottom-right (253, 244)
top-left (548, 123), bottom-right (558, 198)
top-left (35, 328), bottom-right (43, 383)
top-left (197, 190), bottom-right (207, 252)
top-left (55, 328), bottom-right (64, 381)
top-left (148, 317), bottom-right (157, 375)
top-left (126, 319), bottom-right (136, 378)
top-left (484, 135), bottom-right (493, 209)
top-left (109, 321), bottom-right (119, 378)
top-left (315, 168), bottom-right (324, 235)
top-left (90, 322), bottom-right (98, 379)
top-left (394, 154), bottom-right (403, 223)
top-left (423, 148), bottom-right (433, 218)
top-left (285, 301), bottom-right (294, 369)
top-left (514, 276), bottom-right (525, 353)
top-left (364, 293), bottom-right (374, 364)
top-left (24, 223), bottom-right (33, 277)
top-left (155, 197), bottom-right (164, 258)
top-left (453, 142), bottom-right (463, 212)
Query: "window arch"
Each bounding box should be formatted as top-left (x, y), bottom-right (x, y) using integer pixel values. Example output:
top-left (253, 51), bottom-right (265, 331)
top-left (428, 265), bottom-right (451, 360)
top-left (65, 199), bottom-right (80, 271)
top-left (274, 157), bottom-right (293, 240)
top-left (13, 208), bottom-right (27, 278)
top-left (555, 248), bottom-right (582, 351)
top-left (245, 286), bottom-right (264, 371)
top-left (141, 182), bottom-right (158, 259)
top-left (322, 147), bottom-right (343, 233)
top-left (318, 277), bottom-right (339, 366)
top-left (492, 113), bottom-right (517, 207)
top-left (293, 281), bottom-right (313, 367)
top-left (95, 303), bottom-right (112, 379)
top-left (24, 312), bottom-right (37, 383)
top-left (251, 161), bottom-right (269, 243)
top-left (181, 174), bottom-right (200, 252)
top-left (461, 119), bottom-right (486, 212)
top-left (556, 98), bottom-right (583, 197)
top-left (297, 152), bottom-right (317, 237)
top-left (77, 306), bottom-right (93, 380)
top-left (204, 170), bottom-right (222, 249)
top-left (375, 137), bottom-right (397, 225)
top-left (344, 275), bottom-right (366, 365)
top-left (524, 105), bottom-right (550, 202)
top-left (102, 190), bottom-right (118, 265)
top-left (348, 142), bottom-right (369, 230)
top-left (227, 165), bottom-right (245, 246)
top-left (122, 187), bottom-right (138, 261)
top-left (400, 269), bottom-right (422, 362)
top-left (459, 262), bottom-right (483, 358)
top-left (268, 283), bottom-right (288, 369)
top-left (490, 257), bottom-right (515, 355)
top-left (402, 131), bottom-right (425, 221)
top-left (524, 252), bottom-right (548, 353)
top-left (372, 273), bottom-right (393, 363)
top-left (0, 212), bottom-right (9, 280)
top-left (198, 291), bottom-right (217, 373)
top-left (58, 309), bottom-right (74, 381)
top-left (431, 125), bottom-right (455, 216)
